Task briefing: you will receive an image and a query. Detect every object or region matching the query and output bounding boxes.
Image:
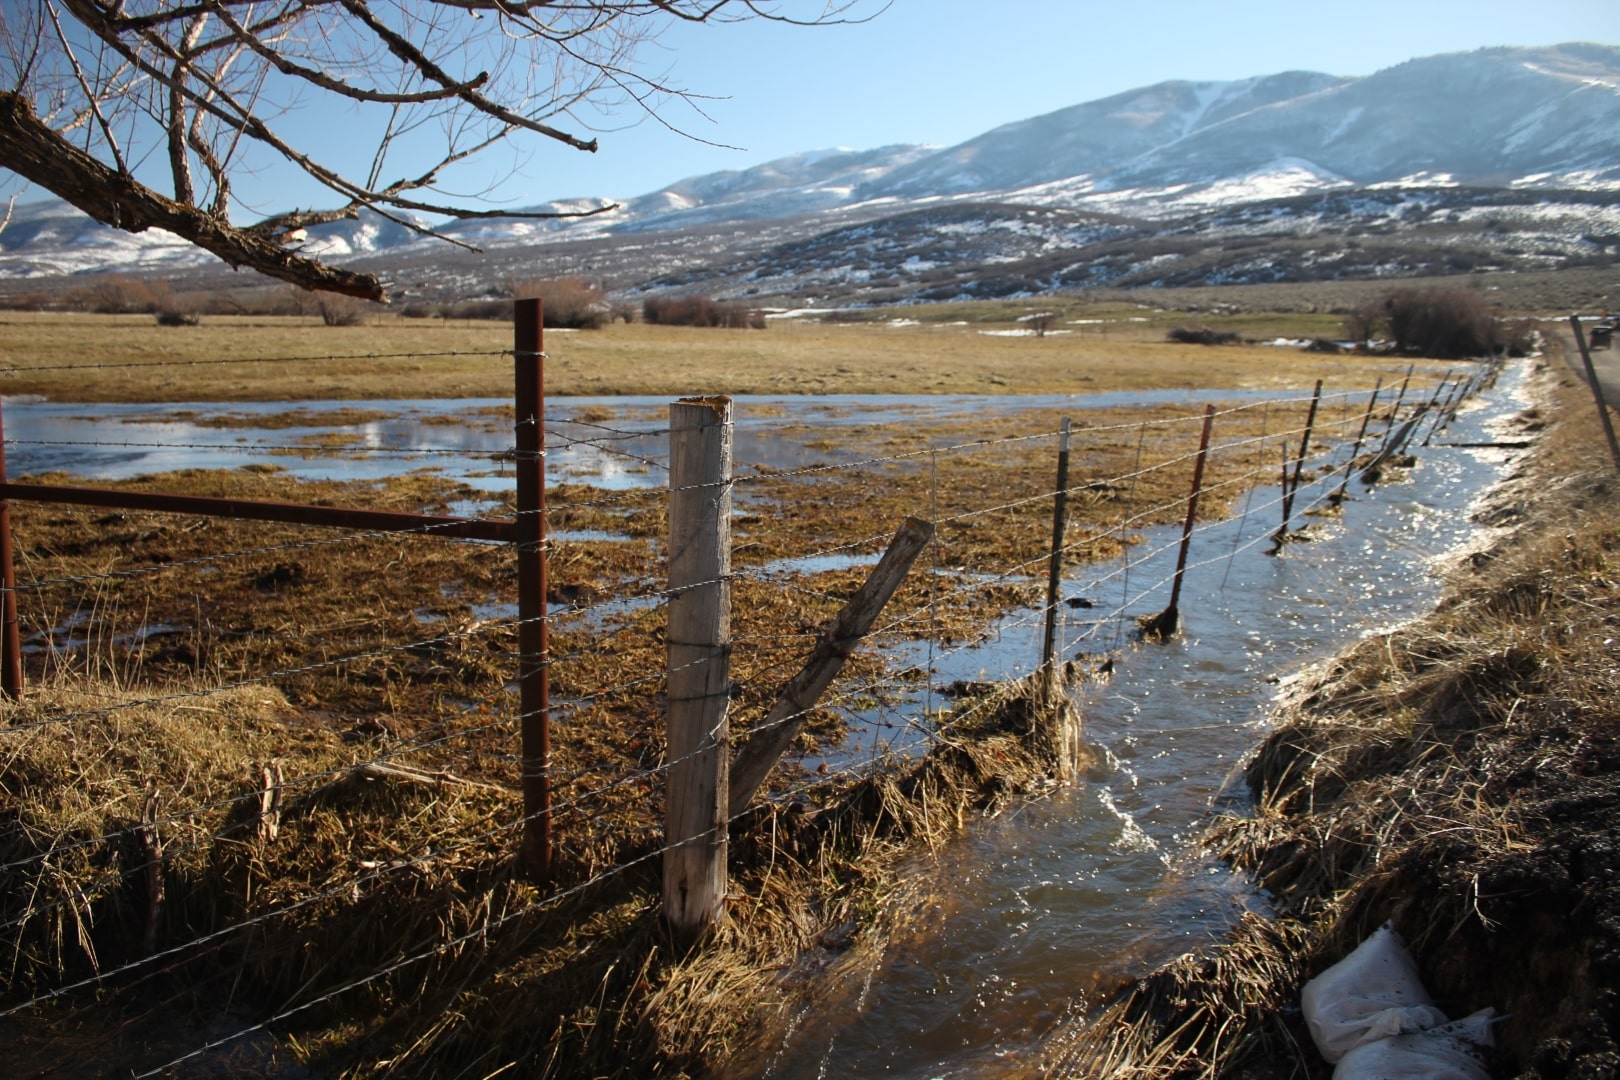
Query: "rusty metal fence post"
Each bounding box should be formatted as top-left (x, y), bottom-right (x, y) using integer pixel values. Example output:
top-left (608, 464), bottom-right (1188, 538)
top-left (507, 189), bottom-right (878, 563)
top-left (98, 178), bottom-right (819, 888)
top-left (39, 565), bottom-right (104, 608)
top-left (0, 395), bottom-right (19, 702)
top-left (1273, 380), bottom-right (1321, 548)
top-left (1041, 417), bottom-right (1072, 670)
top-left (1331, 377), bottom-right (1383, 505)
top-left (1570, 315), bottom-right (1620, 474)
top-left (513, 299), bottom-right (552, 881)
top-left (1140, 404), bottom-right (1215, 641)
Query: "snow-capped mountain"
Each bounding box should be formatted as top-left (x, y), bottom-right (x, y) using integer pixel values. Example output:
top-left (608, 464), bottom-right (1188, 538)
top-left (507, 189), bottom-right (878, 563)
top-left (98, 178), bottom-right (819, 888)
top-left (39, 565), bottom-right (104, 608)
top-left (2, 43), bottom-right (1618, 297)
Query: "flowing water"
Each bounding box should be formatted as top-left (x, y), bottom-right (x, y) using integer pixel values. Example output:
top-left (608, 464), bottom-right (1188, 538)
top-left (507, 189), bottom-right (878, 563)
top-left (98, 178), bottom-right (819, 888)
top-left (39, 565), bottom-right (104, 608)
top-left (0, 364), bottom-right (1527, 1076)
top-left (747, 360), bottom-right (1531, 1079)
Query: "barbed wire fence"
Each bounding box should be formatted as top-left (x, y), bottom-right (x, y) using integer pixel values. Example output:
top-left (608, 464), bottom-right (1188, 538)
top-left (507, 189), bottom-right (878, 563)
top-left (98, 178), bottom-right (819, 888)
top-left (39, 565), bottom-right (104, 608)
top-left (0, 312), bottom-right (1500, 1075)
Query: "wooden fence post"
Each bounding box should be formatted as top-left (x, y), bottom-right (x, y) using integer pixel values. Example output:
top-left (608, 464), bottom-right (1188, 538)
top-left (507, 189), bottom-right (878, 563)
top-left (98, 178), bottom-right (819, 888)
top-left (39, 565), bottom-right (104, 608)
top-left (665, 396), bottom-right (733, 940)
top-left (1041, 418), bottom-right (1072, 670)
top-left (1570, 315), bottom-right (1620, 474)
top-left (513, 300), bottom-right (551, 881)
top-left (728, 516), bottom-right (933, 819)
top-left (1140, 404), bottom-right (1214, 641)
top-left (0, 394), bottom-right (20, 702)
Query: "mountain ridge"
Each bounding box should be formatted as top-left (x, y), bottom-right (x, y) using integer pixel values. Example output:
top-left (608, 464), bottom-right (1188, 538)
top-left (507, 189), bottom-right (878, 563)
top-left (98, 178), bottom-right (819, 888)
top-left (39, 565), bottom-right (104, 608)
top-left (2, 43), bottom-right (1618, 299)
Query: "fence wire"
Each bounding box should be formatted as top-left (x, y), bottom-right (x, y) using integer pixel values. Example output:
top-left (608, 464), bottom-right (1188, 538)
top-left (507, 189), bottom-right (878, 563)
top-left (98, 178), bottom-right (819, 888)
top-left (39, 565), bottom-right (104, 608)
top-left (0, 363), bottom-right (1491, 1077)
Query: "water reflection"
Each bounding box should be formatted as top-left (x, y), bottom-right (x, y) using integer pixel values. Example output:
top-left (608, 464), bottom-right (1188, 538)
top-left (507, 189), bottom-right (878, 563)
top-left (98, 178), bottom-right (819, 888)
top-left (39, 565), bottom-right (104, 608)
top-left (2, 389), bottom-right (1314, 490)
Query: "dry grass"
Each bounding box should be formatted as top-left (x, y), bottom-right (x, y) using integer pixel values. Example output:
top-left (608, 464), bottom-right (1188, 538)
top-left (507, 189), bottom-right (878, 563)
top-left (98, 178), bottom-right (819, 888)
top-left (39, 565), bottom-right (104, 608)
top-left (0, 312), bottom-right (1405, 403)
top-left (0, 660), bottom-right (1078, 1078)
top-left (1043, 352), bottom-right (1620, 1078)
top-left (0, 323), bottom-right (1471, 1076)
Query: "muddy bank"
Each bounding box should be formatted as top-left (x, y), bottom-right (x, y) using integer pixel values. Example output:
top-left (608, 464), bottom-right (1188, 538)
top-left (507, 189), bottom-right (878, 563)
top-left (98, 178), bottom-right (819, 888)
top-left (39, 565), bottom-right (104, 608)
top-left (1055, 360), bottom-right (1620, 1077)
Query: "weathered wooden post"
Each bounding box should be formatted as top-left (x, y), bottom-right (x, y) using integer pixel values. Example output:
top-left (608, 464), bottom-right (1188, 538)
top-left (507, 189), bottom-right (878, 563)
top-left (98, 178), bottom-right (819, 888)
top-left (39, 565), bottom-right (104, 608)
top-left (665, 396), bottom-right (733, 939)
top-left (0, 394), bottom-right (20, 702)
top-left (1570, 315), bottom-right (1620, 474)
top-left (514, 300), bottom-right (551, 881)
top-left (1331, 378), bottom-right (1383, 506)
top-left (1041, 418), bottom-right (1072, 670)
top-left (728, 517), bottom-right (932, 819)
top-left (1140, 404), bottom-right (1214, 641)
top-left (1273, 380), bottom-right (1322, 547)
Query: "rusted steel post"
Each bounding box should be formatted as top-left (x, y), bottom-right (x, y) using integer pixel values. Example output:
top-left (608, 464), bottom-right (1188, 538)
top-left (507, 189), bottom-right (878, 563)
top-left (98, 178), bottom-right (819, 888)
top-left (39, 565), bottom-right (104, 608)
top-left (1332, 378), bottom-right (1383, 505)
top-left (1275, 380), bottom-right (1322, 545)
top-left (1570, 315), bottom-right (1620, 474)
top-left (1373, 364), bottom-right (1415, 461)
top-left (1413, 375), bottom-right (1451, 446)
top-left (514, 299), bottom-right (551, 881)
top-left (0, 394), bottom-right (21, 702)
top-left (1422, 376), bottom-right (1465, 446)
top-left (1141, 404), bottom-right (1214, 641)
top-left (1041, 417), bottom-right (1072, 670)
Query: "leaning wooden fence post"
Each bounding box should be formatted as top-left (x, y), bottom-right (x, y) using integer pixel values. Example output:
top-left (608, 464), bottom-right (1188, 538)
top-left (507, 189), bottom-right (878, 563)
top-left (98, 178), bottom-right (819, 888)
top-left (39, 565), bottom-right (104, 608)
top-left (1570, 315), bottom-right (1620, 474)
top-left (1140, 404), bottom-right (1214, 641)
top-left (1331, 378), bottom-right (1382, 506)
top-left (665, 396), bottom-right (733, 939)
top-left (728, 516), bottom-right (933, 819)
top-left (1041, 418), bottom-right (1072, 670)
top-left (0, 393), bottom-right (20, 702)
top-left (1274, 380), bottom-right (1322, 546)
top-left (513, 300), bottom-right (551, 881)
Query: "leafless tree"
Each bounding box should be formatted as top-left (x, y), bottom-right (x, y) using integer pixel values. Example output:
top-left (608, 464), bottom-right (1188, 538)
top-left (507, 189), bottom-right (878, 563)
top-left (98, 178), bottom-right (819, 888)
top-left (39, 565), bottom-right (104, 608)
top-left (0, 1), bottom-right (875, 300)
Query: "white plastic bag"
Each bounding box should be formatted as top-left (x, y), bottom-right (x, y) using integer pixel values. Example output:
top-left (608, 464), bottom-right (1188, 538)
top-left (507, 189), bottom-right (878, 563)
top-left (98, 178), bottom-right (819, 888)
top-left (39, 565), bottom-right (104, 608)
top-left (1300, 922), bottom-right (1448, 1063)
top-left (1333, 1009), bottom-right (1497, 1080)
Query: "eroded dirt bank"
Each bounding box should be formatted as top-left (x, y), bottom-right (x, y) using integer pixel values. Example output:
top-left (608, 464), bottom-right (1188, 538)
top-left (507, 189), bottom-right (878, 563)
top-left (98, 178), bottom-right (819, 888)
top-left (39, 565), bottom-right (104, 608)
top-left (1051, 357), bottom-right (1620, 1078)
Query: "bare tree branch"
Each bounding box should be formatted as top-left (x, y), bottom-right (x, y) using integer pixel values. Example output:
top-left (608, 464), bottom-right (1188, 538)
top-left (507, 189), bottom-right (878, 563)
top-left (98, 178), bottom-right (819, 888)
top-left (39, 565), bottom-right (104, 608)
top-left (1, 0), bottom-right (880, 296)
top-left (0, 89), bottom-right (388, 297)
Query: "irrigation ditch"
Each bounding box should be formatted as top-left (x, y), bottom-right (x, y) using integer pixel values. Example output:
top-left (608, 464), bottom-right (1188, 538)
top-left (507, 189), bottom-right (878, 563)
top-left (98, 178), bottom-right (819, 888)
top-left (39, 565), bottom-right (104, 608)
top-left (0, 309), bottom-right (1522, 1077)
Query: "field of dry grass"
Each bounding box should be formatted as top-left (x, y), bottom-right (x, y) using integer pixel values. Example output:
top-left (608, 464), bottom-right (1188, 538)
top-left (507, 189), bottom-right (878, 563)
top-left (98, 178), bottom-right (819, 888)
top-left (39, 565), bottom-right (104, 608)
top-left (0, 311), bottom-right (1401, 402)
top-left (0, 308), bottom-right (1481, 1077)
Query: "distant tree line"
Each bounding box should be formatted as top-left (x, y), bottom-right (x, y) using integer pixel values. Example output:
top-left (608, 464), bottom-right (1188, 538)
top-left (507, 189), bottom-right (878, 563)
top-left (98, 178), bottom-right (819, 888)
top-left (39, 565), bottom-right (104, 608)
top-left (0, 275), bottom-right (765, 332)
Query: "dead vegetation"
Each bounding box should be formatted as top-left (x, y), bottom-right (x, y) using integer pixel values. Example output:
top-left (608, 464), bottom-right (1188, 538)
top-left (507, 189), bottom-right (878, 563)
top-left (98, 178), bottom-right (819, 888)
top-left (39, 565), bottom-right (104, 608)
top-left (1047, 356), bottom-right (1620, 1077)
top-left (1, 389), bottom-right (1316, 1076)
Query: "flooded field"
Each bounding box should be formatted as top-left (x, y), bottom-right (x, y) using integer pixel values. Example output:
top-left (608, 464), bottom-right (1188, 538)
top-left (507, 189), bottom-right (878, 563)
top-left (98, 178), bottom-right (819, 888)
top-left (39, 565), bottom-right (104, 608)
top-left (0, 357), bottom-right (1512, 1078)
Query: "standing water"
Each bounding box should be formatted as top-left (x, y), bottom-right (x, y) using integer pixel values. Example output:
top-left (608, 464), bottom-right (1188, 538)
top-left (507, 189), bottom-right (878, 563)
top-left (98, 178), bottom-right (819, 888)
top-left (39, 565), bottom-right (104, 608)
top-left (745, 359), bottom-right (1531, 1080)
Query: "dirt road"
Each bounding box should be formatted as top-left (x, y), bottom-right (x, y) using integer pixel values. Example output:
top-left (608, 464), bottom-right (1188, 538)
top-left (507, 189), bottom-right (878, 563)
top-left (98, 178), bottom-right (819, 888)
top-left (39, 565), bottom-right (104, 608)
top-left (1563, 317), bottom-right (1620, 406)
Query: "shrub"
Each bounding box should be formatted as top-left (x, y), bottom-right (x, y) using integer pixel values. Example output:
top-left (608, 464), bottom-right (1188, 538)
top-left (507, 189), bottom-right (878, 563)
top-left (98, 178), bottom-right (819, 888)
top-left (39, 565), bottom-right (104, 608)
top-left (1382, 286), bottom-right (1496, 358)
top-left (1340, 297), bottom-right (1384, 343)
top-left (312, 293), bottom-right (373, 327)
top-left (154, 308), bottom-right (200, 327)
top-left (73, 275), bottom-right (169, 314)
top-left (508, 278), bottom-right (611, 330)
top-left (642, 294), bottom-right (766, 330)
top-left (1167, 326), bottom-right (1239, 346)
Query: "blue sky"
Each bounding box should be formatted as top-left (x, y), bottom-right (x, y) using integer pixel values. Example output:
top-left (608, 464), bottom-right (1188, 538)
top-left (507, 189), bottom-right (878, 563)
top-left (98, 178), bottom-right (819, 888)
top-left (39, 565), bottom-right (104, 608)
top-left (449, 0), bottom-right (1619, 207)
top-left (11, 0), bottom-right (1620, 218)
